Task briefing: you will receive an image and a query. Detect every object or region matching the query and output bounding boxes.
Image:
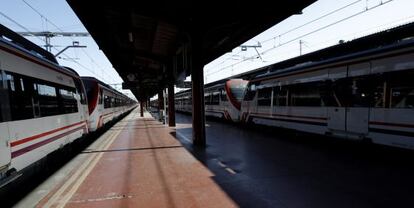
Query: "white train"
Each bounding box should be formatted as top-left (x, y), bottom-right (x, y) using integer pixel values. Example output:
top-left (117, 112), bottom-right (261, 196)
top-left (242, 37), bottom-right (414, 150)
top-left (81, 77), bottom-right (135, 132)
top-left (175, 29), bottom-right (414, 150)
top-left (0, 24), bottom-right (135, 187)
top-left (175, 79), bottom-right (248, 122)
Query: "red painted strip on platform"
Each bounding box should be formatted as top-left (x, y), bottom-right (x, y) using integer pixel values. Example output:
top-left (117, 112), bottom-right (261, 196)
top-left (10, 121), bottom-right (86, 147)
top-left (11, 125), bottom-right (86, 158)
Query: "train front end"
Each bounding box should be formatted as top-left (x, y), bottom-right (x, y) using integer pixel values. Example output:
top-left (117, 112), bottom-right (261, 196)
top-left (224, 79), bottom-right (249, 122)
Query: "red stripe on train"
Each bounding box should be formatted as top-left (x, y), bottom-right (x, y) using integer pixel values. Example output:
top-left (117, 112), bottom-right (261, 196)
top-left (11, 125), bottom-right (87, 158)
top-left (10, 121), bottom-right (86, 147)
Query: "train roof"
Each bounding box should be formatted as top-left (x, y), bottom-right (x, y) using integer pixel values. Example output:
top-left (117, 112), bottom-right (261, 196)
top-left (0, 24), bottom-right (57, 64)
top-left (253, 37), bottom-right (414, 82)
top-left (250, 22), bottom-right (414, 81)
top-left (0, 24), bottom-right (79, 78)
top-left (81, 76), bottom-right (132, 100)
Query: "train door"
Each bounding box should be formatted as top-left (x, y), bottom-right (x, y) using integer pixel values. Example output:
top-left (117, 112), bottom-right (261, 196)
top-left (220, 88), bottom-right (229, 119)
top-left (327, 67), bottom-right (347, 132)
top-left (345, 77), bottom-right (370, 136)
top-left (345, 63), bottom-right (371, 137)
top-left (74, 78), bottom-right (88, 125)
top-left (0, 69), bottom-right (11, 169)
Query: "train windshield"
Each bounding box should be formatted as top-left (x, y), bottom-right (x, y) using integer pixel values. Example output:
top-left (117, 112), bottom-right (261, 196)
top-left (228, 79), bottom-right (249, 102)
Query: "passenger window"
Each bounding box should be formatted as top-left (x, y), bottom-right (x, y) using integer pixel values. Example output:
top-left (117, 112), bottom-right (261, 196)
top-left (290, 82), bottom-right (324, 107)
top-left (349, 77), bottom-right (374, 107)
top-left (99, 89), bottom-right (103, 104)
top-left (319, 81), bottom-right (338, 107)
top-left (273, 86), bottom-right (288, 106)
top-left (7, 74), bottom-right (15, 91)
top-left (59, 88), bottom-right (78, 113)
top-left (244, 84), bottom-right (257, 101)
top-left (0, 72), bottom-right (4, 122)
top-left (211, 92), bottom-right (220, 105)
top-left (220, 89), bottom-right (227, 101)
top-left (204, 93), bottom-right (211, 105)
top-left (257, 87), bottom-right (272, 106)
top-left (7, 73), bottom-right (35, 120)
top-left (73, 78), bottom-right (87, 104)
top-left (388, 70), bottom-right (414, 108)
top-left (36, 83), bottom-right (59, 117)
top-left (390, 87), bottom-right (414, 108)
top-left (104, 95), bottom-right (111, 108)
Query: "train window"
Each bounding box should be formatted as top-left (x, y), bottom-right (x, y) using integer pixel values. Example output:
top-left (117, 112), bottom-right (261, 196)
top-left (20, 78), bottom-right (25, 91)
top-left (104, 95), bottom-right (111, 108)
top-left (388, 70), bottom-right (414, 108)
top-left (37, 83), bottom-right (60, 117)
top-left (7, 74), bottom-right (15, 91)
top-left (319, 81), bottom-right (338, 107)
top-left (204, 93), bottom-right (211, 105)
top-left (391, 87), bottom-right (414, 108)
top-left (220, 89), bottom-right (227, 101)
top-left (59, 88), bottom-right (78, 113)
top-left (244, 84), bottom-right (257, 101)
top-left (257, 87), bottom-right (272, 106)
top-left (0, 72), bottom-right (5, 122)
top-left (73, 78), bottom-right (87, 104)
top-left (211, 92), bottom-right (220, 105)
top-left (99, 89), bottom-right (103, 104)
top-left (372, 80), bottom-right (386, 108)
top-left (349, 77), bottom-right (373, 107)
top-left (290, 82), bottom-right (324, 107)
top-left (273, 86), bottom-right (288, 106)
top-left (6, 73), bottom-right (35, 120)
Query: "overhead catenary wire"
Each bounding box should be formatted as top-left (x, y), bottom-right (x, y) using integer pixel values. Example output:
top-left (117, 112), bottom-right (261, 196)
top-left (21, 0), bottom-right (117, 84)
top-left (0, 10), bottom-right (113, 84)
top-left (261, 0), bottom-right (364, 44)
top-left (206, 0), bottom-right (395, 79)
top-left (206, 0), bottom-right (367, 77)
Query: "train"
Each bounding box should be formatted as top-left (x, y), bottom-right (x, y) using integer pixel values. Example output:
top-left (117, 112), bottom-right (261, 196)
top-left (0, 24), bottom-right (136, 187)
top-left (175, 79), bottom-right (248, 122)
top-left (176, 25), bottom-right (414, 150)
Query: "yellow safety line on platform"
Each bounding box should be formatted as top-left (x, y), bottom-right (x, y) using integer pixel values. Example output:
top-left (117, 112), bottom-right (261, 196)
top-left (42, 112), bottom-right (134, 208)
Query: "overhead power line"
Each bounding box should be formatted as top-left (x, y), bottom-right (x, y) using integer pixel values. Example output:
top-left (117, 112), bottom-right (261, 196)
top-left (261, 0), bottom-right (363, 44)
top-left (206, 0), bottom-right (394, 78)
top-left (20, 0), bottom-right (117, 84)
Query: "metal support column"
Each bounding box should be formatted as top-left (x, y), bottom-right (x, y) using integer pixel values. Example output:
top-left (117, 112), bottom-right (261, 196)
top-left (191, 36), bottom-right (206, 147)
top-left (158, 91), bottom-right (164, 122)
top-left (140, 100), bottom-right (144, 117)
top-left (168, 84), bottom-right (176, 127)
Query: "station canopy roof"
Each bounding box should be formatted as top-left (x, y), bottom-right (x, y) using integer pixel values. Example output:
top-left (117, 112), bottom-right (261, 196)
top-left (67, 0), bottom-right (317, 100)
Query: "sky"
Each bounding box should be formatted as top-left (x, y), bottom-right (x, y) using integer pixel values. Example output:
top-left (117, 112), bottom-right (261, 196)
top-left (1, 0), bottom-right (414, 98)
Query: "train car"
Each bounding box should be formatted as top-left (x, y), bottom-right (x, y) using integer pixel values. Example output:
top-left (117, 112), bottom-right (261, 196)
top-left (0, 24), bottom-right (89, 185)
top-left (175, 79), bottom-right (248, 122)
top-left (81, 77), bottom-right (135, 132)
top-left (241, 37), bottom-right (414, 150)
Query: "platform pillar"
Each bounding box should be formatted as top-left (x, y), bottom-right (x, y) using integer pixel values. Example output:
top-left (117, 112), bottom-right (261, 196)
top-left (191, 36), bottom-right (206, 147)
top-left (168, 84), bottom-right (176, 127)
top-left (158, 91), bottom-right (164, 122)
top-left (140, 100), bottom-right (144, 117)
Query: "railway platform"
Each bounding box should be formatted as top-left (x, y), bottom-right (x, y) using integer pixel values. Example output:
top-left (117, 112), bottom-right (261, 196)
top-left (16, 109), bottom-right (236, 208)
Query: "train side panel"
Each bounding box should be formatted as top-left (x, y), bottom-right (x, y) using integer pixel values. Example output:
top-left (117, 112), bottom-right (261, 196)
top-left (241, 46), bottom-right (414, 150)
top-left (0, 40), bottom-right (88, 176)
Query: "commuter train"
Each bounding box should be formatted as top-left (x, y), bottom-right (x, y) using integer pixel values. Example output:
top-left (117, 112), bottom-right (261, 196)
top-left (0, 24), bottom-right (135, 187)
top-left (175, 79), bottom-right (248, 122)
top-left (176, 31), bottom-right (414, 150)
